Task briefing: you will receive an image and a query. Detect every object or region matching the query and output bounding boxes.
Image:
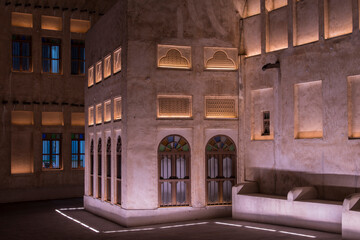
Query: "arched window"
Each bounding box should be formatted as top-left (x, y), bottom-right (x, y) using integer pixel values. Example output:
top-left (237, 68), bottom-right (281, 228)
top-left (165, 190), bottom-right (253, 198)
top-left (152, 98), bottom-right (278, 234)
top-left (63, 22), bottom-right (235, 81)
top-left (97, 138), bottom-right (102, 199)
top-left (158, 135), bottom-right (190, 207)
top-left (206, 135), bottom-right (236, 205)
top-left (116, 136), bottom-right (122, 204)
top-left (106, 137), bottom-right (111, 202)
top-left (89, 140), bottom-right (94, 196)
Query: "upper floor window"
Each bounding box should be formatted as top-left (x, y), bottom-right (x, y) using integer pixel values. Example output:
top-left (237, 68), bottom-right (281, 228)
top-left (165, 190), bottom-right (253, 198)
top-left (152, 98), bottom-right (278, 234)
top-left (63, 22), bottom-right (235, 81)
top-left (42, 133), bottom-right (61, 169)
top-left (71, 40), bottom-right (85, 75)
top-left (71, 133), bottom-right (85, 169)
top-left (42, 38), bottom-right (61, 74)
top-left (12, 35), bottom-right (32, 72)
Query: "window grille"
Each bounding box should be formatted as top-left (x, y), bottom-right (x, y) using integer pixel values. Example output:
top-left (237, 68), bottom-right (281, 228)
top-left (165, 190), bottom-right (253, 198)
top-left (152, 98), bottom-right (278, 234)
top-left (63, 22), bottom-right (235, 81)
top-left (12, 35), bottom-right (32, 72)
top-left (158, 135), bottom-right (190, 207)
top-left (71, 133), bottom-right (85, 169)
top-left (88, 66), bottom-right (94, 87)
top-left (205, 97), bottom-right (237, 118)
top-left (104, 100), bottom-right (111, 123)
top-left (113, 47), bottom-right (122, 73)
top-left (104, 54), bottom-right (111, 78)
top-left (114, 97), bottom-right (122, 120)
top-left (116, 136), bottom-right (122, 204)
top-left (88, 106), bottom-right (94, 126)
top-left (106, 138), bottom-right (111, 202)
top-left (71, 40), bottom-right (85, 75)
top-left (97, 138), bottom-right (102, 199)
top-left (262, 111), bottom-right (270, 136)
top-left (42, 133), bottom-right (62, 169)
top-left (206, 135), bottom-right (236, 205)
top-left (157, 96), bottom-right (192, 118)
top-left (96, 104), bottom-right (102, 124)
top-left (90, 140), bottom-right (94, 196)
top-left (42, 38), bottom-right (61, 74)
top-left (95, 60), bottom-right (102, 83)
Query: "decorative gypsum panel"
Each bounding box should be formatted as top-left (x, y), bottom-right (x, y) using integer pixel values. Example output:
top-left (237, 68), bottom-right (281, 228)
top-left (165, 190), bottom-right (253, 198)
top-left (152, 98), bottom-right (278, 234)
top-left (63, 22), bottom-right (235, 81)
top-left (88, 106), bottom-right (94, 126)
top-left (104, 100), bottom-right (111, 122)
top-left (113, 47), bottom-right (122, 74)
top-left (95, 60), bottom-right (102, 83)
top-left (204, 47), bottom-right (238, 70)
top-left (157, 96), bottom-right (192, 118)
top-left (205, 97), bottom-right (237, 118)
top-left (104, 54), bottom-right (111, 79)
top-left (88, 65), bottom-right (94, 87)
top-left (114, 97), bottom-right (122, 120)
top-left (157, 45), bottom-right (191, 69)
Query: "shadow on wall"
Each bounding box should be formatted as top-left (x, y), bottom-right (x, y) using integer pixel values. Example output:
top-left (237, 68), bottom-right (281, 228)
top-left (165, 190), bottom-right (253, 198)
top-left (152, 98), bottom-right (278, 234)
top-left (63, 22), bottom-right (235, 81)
top-left (247, 167), bottom-right (360, 201)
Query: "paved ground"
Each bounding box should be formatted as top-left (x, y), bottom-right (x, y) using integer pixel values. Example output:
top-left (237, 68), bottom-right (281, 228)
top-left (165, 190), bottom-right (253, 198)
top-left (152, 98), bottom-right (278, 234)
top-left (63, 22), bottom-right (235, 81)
top-left (0, 198), bottom-right (341, 240)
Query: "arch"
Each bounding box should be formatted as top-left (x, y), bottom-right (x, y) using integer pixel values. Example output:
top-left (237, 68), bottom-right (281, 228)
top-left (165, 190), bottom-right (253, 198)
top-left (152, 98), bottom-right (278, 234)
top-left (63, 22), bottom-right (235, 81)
top-left (158, 135), bottom-right (190, 207)
top-left (106, 137), bottom-right (111, 202)
top-left (205, 135), bottom-right (236, 205)
top-left (97, 138), bottom-right (102, 199)
top-left (116, 136), bottom-right (122, 204)
top-left (89, 140), bottom-right (94, 196)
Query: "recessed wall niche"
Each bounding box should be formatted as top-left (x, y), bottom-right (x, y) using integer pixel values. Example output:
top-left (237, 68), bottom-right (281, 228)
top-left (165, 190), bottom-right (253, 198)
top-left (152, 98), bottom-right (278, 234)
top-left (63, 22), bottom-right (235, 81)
top-left (265, 0), bottom-right (288, 12)
top-left (205, 96), bottom-right (238, 119)
top-left (70, 19), bottom-right (90, 33)
top-left (294, 0), bottom-right (319, 46)
top-left (11, 111), bottom-right (34, 125)
top-left (42, 112), bottom-right (64, 126)
top-left (244, 14), bottom-right (261, 57)
top-left (41, 16), bottom-right (62, 31)
top-left (71, 112), bottom-right (85, 126)
top-left (104, 54), bottom-right (111, 79)
top-left (245, 0), bottom-right (260, 17)
top-left (157, 45), bottom-right (191, 69)
top-left (11, 131), bottom-right (33, 174)
top-left (324, 0), bottom-right (352, 39)
top-left (95, 61), bottom-right (102, 83)
top-left (347, 75), bottom-right (360, 138)
top-left (204, 47), bottom-right (238, 70)
top-left (113, 47), bottom-right (122, 74)
top-left (11, 12), bottom-right (33, 28)
top-left (267, 5), bottom-right (288, 52)
top-left (157, 95), bottom-right (192, 118)
top-left (88, 65), bottom-right (94, 87)
top-left (294, 81), bottom-right (323, 139)
top-left (251, 88), bottom-right (274, 140)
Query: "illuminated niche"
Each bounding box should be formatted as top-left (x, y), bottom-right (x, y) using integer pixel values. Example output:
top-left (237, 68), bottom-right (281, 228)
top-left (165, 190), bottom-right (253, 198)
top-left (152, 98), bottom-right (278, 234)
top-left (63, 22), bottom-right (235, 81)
top-left (96, 104), bottom-right (102, 124)
top-left (266, 4), bottom-right (288, 52)
top-left (244, 0), bottom-right (260, 17)
top-left (324, 0), bottom-right (353, 39)
top-left (113, 47), bottom-right (122, 74)
top-left (88, 65), bottom-right (94, 87)
top-left (11, 132), bottom-right (34, 174)
top-left (41, 16), bottom-right (62, 31)
top-left (71, 112), bottom-right (85, 126)
top-left (70, 19), bottom-right (90, 33)
top-left (104, 54), bottom-right (111, 79)
top-left (104, 100), bottom-right (111, 123)
top-left (95, 60), bottom-right (103, 83)
top-left (42, 112), bottom-right (64, 126)
top-left (294, 81), bottom-right (323, 139)
top-left (204, 48), bottom-right (237, 70)
top-left (11, 12), bottom-right (33, 28)
top-left (347, 75), bottom-right (360, 138)
top-left (205, 96), bottom-right (238, 119)
top-left (157, 45), bottom-right (191, 69)
top-left (88, 106), bottom-right (94, 126)
top-left (11, 111), bottom-right (34, 125)
top-left (294, 0), bottom-right (319, 46)
top-left (157, 95), bottom-right (192, 118)
top-left (114, 97), bottom-right (122, 120)
top-left (265, 0), bottom-right (288, 12)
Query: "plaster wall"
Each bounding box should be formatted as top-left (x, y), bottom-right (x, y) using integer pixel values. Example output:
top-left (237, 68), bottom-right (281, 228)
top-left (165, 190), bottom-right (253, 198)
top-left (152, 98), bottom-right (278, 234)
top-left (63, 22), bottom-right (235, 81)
top-left (295, 0), bottom-right (319, 46)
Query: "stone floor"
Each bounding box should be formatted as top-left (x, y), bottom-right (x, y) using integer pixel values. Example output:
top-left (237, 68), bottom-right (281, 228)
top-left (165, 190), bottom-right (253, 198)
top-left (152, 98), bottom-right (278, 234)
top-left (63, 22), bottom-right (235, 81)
top-left (0, 198), bottom-right (341, 240)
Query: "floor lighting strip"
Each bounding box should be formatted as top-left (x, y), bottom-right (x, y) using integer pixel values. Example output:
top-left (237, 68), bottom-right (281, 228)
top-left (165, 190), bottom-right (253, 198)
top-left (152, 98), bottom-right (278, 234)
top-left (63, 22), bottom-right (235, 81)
top-left (55, 209), bottom-right (100, 233)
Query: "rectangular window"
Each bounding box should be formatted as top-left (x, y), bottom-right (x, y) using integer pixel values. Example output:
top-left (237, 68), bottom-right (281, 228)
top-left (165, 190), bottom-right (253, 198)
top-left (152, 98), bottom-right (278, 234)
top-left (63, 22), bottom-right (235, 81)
top-left (104, 54), bottom-right (111, 78)
top-left (42, 38), bottom-right (61, 74)
top-left (96, 104), bottom-right (102, 124)
top-left (88, 66), bottom-right (94, 87)
top-left (42, 133), bottom-right (61, 169)
top-left (205, 97), bottom-right (237, 118)
top-left (262, 111), bottom-right (270, 136)
top-left (71, 40), bottom-right (85, 75)
top-left (71, 133), bottom-right (85, 169)
top-left (11, 12), bottom-right (33, 28)
top-left (88, 106), bottom-right (94, 126)
top-left (114, 97), bottom-right (122, 120)
top-left (104, 100), bottom-right (111, 123)
top-left (95, 60), bottom-right (102, 83)
top-left (113, 47), bottom-right (122, 74)
top-left (12, 35), bottom-right (32, 72)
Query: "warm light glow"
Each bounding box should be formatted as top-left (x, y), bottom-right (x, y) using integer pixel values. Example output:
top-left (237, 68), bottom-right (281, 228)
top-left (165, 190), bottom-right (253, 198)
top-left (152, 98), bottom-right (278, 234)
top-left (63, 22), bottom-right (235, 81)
top-left (71, 113), bottom-right (85, 126)
top-left (246, 0), bottom-right (261, 17)
top-left (324, 0), bottom-right (353, 39)
top-left (96, 104), bottom-right (102, 124)
top-left (158, 45), bottom-right (191, 69)
top-left (11, 12), bottom-right (33, 28)
top-left (41, 15), bottom-right (62, 31)
top-left (104, 100), bottom-right (111, 122)
top-left (295, 131), bottom-right (323, 139)
top-left (113, 47), bottom-right (122, 74)
top-left (104, 55), bottom-right (112, 79)
top-left (95, 61), bottom-right (102, 83)
top-left (11, 111), bottom-right (34, 125)
top-left (245, 225), bottom-right (277, 232)
top-left (42, 112), bottom-right (64, 126)
top-left (157, 95), bottom-right (192, 118)
top-left (265, 0), bottom-right (288, 12)
top-left (114, 97), bottom-right (122, 120)
top-left (204, 48), bottom-right (238, 70)
top-left (70, 19), bottom-right (90, 33)
top-left (205, 96), bottom-right (237, 118)
top-left (88, 106), bottom-right (94, 126)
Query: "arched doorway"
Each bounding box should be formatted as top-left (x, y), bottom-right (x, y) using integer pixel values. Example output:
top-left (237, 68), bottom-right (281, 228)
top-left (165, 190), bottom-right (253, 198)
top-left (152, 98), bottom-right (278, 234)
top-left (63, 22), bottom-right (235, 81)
top-left (106, 137), bottom-right (111, 202)
top-left (89, 140), bottom-right (94, 196)
top-left (206, 135), bottom-right (236, 205)
top-left (158, 135), bottom-right (190, 207)
top-left (116, 136), bottom-right (122, 204)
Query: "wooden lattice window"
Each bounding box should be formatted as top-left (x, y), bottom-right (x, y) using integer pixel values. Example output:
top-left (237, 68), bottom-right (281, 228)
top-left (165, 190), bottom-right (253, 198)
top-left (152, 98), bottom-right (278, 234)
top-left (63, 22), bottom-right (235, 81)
top-left (157, 96), bottom-right (192, 118)
top-left (113, 47), bottom-right (122, 73)
top-left (106, 137), bottom-right (111, 202)
top-left (104, 100), bottom-right (111, 123)
top-left (262, 111), bottom-right (270, 136)
top-left (96, 104), bottom-right (102, 124)
top-left (42, 38), bottom-right (61, 74)
top-left (88, 106), bottom-right (94, 126)
top-left (89, 140), bottom-right (94, 196)
top-left (205, 97), bottom-right (237, 118)
top-left (97, 138), bottom-right (102, 199)
top-left (12, 35), bottom-right (32, 72)
top-left (158, 135), bottom-right (191, 207)
top-left (42, 133), bottom-right (61, 169)
top-left (104, 54), bottom-right (111, 79)
top-left (206, 135), bottom-right (236, 205)
top-left (88, 66), bottom-right (94, 87)
top-left (116, 136), bottom-right (122, 204)
top-left (114, 97), bottom-right (122, 120)
top-left (95, 60), bottom-right (102, 83)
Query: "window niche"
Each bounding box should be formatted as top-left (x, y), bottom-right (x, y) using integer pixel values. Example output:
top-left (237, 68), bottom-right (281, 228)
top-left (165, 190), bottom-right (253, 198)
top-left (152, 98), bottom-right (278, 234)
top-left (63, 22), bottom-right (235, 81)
top-left (157, 95), bottom-right (192, 119)
top-left (104, 54), bottom-right (112, 79)
top-left (347, 75), bottom-right (360, 138)
top-left (95, 60), bottom-right (103, 83)
top-left (88, 66), bottom-right (94, 87)
top-left (294, 81), bottom-right (323, 139)
top-left (204, 48), bottom-right (238, 70)
top-left (96, 104), bottom-right (102, 125)
top-left (11, 111), bottom-right (34, 125)
top-left (41, 15), bottom-right (62, 31)
top-left (42, 38), bottom-right (61, 74)
top-left (11, 132), bottom-right (34, 174)
top-left (324, 0), bottom-right (353, 39)
top-left (12, 35), bottom-right (32, 72)
top-left (114, 97), bottom-right (122, 121)
top-left (71, 112), bottom-right (85, 126)
top-left (70, 19), bottom-right (90, 33)
top-left (294, 0), bottom-right (319, 46)
top-left (157, 45), bottom-right (191, 69)
top-left (42, 112), bottom-right (64, 126)
top-left (251, 88), bottom-right (274, 140)
top-left (113, 47), bottom-right (122, 74)
top-left (104, 100), bottom-right (111, 123)
top-left (11, 12), bottom-right (33, 28)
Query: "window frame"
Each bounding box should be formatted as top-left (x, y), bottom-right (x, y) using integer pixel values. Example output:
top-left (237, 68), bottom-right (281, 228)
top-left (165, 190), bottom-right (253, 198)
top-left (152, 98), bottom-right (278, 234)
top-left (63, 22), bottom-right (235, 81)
top-left (71, 39), bottom-right (85, 75)
top-left (42, 133), bottom-right (62, 170)
top-left (12, 35), bottom-right (32, 72)
top-left (42, 38), bottom-right (61, 74)
top-left (71, 133), bottom-right (85, 169)
top-left (116, 136), bottom-right (122, 205)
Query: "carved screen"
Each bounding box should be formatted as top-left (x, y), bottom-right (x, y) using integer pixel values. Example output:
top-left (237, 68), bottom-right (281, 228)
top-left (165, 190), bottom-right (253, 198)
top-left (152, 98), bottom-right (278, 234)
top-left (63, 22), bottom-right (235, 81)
top-left (104, 100), bottom-right (111, 123)
top-left (157, 95), bottom-right (192, 118)
top-left (157, 45), bottom-right (191, 69)
top-left (114, 97), bottom-right (122, 120)
top-left (104, 55), bottom-right (111, 79)
top-left (88, 106), bottom-right (94, 126)
top-left (96, 104), bottom-right (102, 124)
top-left (88, 65), bottom-right (94, 87)
top-left (204, 48), bottom-right (238, 70)
top-left (95, 61), bottom-right (102, 83)
top-left (113, 47), bottom-right (121, 74)
top-left (205, 97), bottom-right (237, 118)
